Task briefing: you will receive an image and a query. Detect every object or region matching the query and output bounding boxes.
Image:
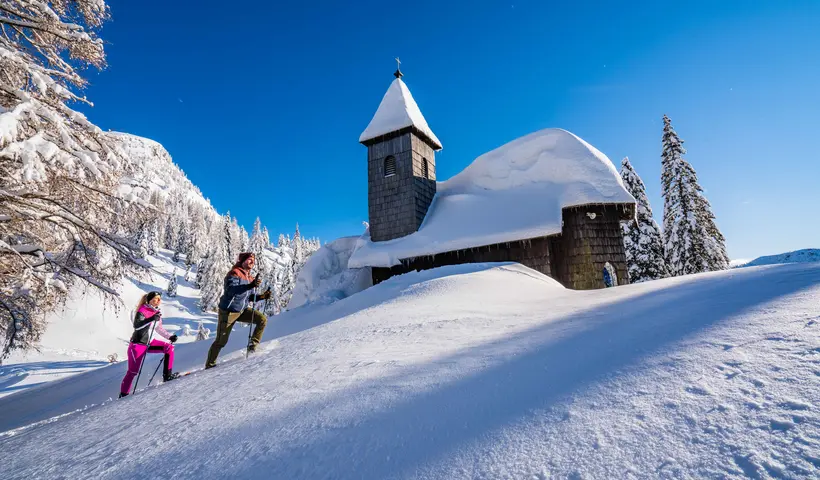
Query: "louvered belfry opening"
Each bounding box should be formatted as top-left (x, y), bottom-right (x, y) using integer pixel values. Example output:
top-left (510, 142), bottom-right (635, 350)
top-left (422, 158), bottom-right (429, 178)
top-left (384, 155), bottom-right (397, 177)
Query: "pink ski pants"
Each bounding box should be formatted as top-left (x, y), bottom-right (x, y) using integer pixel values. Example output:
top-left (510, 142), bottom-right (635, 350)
top-left (120, 339), bottom-right (174, 395)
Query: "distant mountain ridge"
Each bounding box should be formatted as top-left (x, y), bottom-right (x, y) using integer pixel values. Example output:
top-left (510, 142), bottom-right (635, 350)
top-left (738, 248), bottom-right (820, 268)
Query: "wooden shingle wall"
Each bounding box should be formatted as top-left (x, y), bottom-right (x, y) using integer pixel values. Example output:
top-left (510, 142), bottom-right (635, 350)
top-left (558, 205), bottom-right (629, 289)
top-left (371, 236), bottom-right (554, 285)
top-left (367, 130), bottom-right (438, 242)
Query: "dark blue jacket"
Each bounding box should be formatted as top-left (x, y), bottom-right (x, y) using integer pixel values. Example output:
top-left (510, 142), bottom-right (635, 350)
top-left (218, 271), bottom-right (258, 312)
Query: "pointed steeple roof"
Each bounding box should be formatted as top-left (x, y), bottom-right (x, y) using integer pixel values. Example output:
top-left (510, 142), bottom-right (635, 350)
top-left (359, 76), bottom-right (442, 150)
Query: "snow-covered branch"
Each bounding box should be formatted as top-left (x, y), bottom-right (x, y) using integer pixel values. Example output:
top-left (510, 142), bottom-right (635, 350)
top-left (0, 0), bottom-right (146, 361)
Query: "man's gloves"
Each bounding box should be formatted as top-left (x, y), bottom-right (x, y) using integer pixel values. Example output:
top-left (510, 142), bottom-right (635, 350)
top-left (169, 334), bottom-right (178, 343)
top-left (250, 275), bottom-right (262, 288)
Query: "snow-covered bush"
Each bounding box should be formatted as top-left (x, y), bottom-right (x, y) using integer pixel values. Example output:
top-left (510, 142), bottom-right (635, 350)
top-left (195, 321), bottom-right (210, 341)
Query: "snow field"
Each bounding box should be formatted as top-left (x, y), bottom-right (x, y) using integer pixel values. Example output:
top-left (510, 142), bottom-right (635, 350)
top-left (0, 262), bottom-right (818, 479)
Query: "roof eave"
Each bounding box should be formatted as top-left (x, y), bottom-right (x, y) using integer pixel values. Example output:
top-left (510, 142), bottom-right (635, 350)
top-left (360, 125), bottom-right (442, 151)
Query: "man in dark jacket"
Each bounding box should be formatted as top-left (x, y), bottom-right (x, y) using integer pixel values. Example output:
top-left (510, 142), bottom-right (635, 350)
top-left (205, 252), bottom-right (271, 369)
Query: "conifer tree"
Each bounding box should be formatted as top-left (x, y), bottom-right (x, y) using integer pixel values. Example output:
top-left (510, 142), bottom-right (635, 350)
top-left (293, 223), bottom-right (304, 266)
top-left (187, 206), bottom-right (208, 266)
top-left (223, 212), bottom-right (235, 262)
top-left (661, 115), bottom-right (729, 275)
top-left (147, 217), bottom-right (161, 255)
top-left (134, 221), bottom-right (150, 259)
top-left (166, 268), bottom-right (178, 297)
top-left (200, 217), bottom-right (231, 311)
top-left (195, 250), bottom-right (209, 288)
top-left (248, 218), bottom-right (268, 256)
top-left (262, 227), bottom-right (271, 247)
top-left (620, 158), bottom-right (668, 282)
top-left (239, 225), bottom-right (249, 253)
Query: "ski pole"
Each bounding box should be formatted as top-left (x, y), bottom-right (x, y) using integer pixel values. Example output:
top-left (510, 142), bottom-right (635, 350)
top-left (147, 357), bottom-right (163, 387)
top-left (131, 315), bottom-right (158, 395)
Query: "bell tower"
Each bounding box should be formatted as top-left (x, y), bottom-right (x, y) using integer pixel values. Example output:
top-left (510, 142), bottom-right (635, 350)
top-left (359, 63), bottom-right (442, 242)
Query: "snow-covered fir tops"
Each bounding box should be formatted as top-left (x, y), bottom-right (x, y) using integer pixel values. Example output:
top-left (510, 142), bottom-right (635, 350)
top-left (661, 115), bottom-right (729, 275)
top-left (619, 158), bottom-right (668, 282)
top-left (618, 116), bottom-right (729, 281)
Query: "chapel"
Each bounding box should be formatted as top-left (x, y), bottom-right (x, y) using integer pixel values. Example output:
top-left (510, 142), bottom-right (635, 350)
top-left (350, 67), bottom-right (636, 290)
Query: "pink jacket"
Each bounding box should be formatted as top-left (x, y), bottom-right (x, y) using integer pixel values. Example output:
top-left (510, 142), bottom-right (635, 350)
top-left (131, 304), bottom-right (172, 344)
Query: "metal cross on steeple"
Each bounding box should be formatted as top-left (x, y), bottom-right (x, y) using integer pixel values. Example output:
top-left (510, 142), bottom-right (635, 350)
top-left (394, 57), bottom-right (403, 79)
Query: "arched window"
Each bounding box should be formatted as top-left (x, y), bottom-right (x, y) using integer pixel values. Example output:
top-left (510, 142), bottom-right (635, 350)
top-left (384, 155), bottom-right (396, 177)
top-left (422, 158), bottom-right (429, 179)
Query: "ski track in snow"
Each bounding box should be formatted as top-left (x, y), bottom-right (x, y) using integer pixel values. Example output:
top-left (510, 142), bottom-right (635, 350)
top-left (0, 262), bottom-right (819, 479)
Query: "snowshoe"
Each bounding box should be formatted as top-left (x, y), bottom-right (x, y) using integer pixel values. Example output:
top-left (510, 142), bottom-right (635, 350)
top-left (163, 372), bottom-right (181, 382)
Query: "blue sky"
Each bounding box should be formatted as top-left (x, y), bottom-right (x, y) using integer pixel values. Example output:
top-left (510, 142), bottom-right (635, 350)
top-left (80, 0), bottom-right (820, 260)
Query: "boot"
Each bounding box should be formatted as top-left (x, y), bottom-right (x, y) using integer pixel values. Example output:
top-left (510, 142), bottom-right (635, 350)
top-left (163, 371), bottom-right (180, 382)
top-left (118, 392), bottom-right (128, 399)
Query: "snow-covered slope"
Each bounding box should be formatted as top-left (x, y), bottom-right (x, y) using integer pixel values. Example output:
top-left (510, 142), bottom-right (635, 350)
top-left (1, 262), bottom-right (819, 478)
top-left (349, 128), bottom-right (635, 268)
top-left (109, 132), bottom-right (214, 209)
top-left (0, 250), bottom-right (216, 398)
top-left (741, 248), bottom-right (820, 268)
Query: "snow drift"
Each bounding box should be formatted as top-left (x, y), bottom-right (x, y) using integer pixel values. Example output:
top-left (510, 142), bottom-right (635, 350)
top-left (2, 262), bottom-right (819, 478)
top-left (289, 236), bottom-right (372, 309)
top-left (349, 128), bottom-right (635, 268)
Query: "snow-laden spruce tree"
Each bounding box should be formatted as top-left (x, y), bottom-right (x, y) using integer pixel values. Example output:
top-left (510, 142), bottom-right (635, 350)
top-left (697, 190), bottom-right (730, 270)
top-left (620, 158), bottom-right (668, 282)
top-left (262, 226), bottom-right (271, 247)
top-left (186, 204), bottom-right (207, 266)
top-left (248, 218), bottom-right (268, 257)
top-left (248, 217), bottom-right (271, 290)
top-left (175, 210), bottom-right (191, 264)
top-left (661, 115), bottom-right (729, 276)
top-left (166, 268), bottom-right (178, 297)
top-left (134, 220), bottom-right (151, 259)
top-left (199, 217), bottom-right (232, 311)
top-left (0, 1), bottom-right (148, 359)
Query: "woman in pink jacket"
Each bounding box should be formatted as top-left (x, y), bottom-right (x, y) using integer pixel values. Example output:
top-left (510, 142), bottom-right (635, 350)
top-left (119, 291), bottom-right (180, 398)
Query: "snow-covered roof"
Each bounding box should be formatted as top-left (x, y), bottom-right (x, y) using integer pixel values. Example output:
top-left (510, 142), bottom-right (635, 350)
top-left (349, 128), bottom-right (635, 268)
top-left (359, 78), bottom-right (442, 150)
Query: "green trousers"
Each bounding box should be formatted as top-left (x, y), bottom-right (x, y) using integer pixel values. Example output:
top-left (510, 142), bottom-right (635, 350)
top-left (205, 308), bottom-right (267, 369)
